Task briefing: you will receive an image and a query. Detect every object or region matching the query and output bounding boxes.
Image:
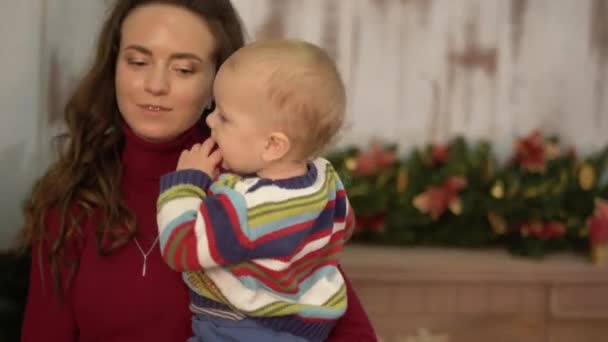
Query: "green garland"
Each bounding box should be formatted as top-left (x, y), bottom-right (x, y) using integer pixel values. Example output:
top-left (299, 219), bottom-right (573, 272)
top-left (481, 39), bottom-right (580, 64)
top-left (327, 131), bottom-right (608, 262)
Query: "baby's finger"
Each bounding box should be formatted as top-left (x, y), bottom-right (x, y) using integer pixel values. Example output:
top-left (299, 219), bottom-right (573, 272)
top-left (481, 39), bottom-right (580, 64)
top-left (200, 137), bottom-right (217, 155)
top-left (179, 149), bottom-right (190, 159)
top-left (208, 150), bottom-right (222, 165)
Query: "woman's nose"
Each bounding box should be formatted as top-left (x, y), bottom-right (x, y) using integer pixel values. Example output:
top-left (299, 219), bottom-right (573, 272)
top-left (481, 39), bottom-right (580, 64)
top-left (144, 66), bottom-right (170, 95)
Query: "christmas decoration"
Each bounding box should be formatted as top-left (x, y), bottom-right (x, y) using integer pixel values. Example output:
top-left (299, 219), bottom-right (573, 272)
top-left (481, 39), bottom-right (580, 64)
top-left (588, 199), bottom-right (608, 264)
top-left (328, 131), bottom-right (608, 263)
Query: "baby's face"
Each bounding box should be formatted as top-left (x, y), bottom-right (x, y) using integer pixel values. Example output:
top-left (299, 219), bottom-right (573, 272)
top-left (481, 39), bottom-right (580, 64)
top-left (206, 65), bottom-right (271, 174)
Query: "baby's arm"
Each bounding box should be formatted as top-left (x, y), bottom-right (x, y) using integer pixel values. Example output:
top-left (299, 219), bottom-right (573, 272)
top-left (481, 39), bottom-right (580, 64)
top-left (336, 175), bottom-right (356, 242)
top-left (156, 137), bottom-right (308, 271)
top-left (157, 171), bottom-right (314, 271)
top-left (156, 169), bottom-right (237, 271)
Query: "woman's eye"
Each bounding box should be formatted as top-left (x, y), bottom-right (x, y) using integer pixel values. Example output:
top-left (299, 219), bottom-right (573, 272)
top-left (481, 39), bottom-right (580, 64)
top-left (127, 59), bottom-right (146, 66)
top-left (175, 67), bottom-right (194, 75)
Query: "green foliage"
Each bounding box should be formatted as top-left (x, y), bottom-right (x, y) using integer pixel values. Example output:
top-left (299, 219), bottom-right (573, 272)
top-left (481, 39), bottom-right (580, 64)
top-left (327, 132), bottom-right (608, 261)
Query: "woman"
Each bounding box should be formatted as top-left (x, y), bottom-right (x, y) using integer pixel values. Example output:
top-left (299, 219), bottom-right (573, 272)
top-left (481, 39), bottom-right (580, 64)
top-left (20, 1), bottom-right (377, 341)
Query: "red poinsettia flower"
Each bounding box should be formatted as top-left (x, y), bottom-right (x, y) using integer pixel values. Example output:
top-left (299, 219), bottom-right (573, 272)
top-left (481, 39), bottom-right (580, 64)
top-left (588, 199), bottom-right (608, 246)
top-left (355, 213), bottom-right (387, 234)
top-left (519, 220), bottom-right (566, 240)
top-left (354, 142), bottom-right (397, 177)
top-left (413, 176), bottom-right (467, 220)
top-left (539, 221), bottom-right (566, 240)
top-left (431, 144), bottom-right (450, 165)
top-left (514, 130), bottom-right (546, 172)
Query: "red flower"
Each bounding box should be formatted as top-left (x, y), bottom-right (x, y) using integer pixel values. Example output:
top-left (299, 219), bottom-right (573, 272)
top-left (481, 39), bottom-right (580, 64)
top-left (588, 199), bottom-right (608, 246)
top-left (354, 143), bottom-right (397, 177)
top-left (514, 130), bottom-right (546, 172)
top-left (431, 144), bottom-right (450, 165)
top-left (518, 220), bottom-right (543, 237)
top-left (413, 176), bottom-right (467, 220)
top-left (355, 213), bottom-right (386, 234)
top-left (539, 221), bottom-right (566, 240)
top-left (519, 220), bottom-right (566, 240)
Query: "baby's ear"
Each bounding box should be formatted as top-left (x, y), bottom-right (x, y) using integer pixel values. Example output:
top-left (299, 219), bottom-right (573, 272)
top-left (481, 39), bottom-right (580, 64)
top-left (261, 132), bottom-right (291, 162)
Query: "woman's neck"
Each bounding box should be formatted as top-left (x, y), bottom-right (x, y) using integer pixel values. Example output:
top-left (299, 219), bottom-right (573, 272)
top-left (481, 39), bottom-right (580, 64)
top-left (121, 122), bottom-right (209, 181)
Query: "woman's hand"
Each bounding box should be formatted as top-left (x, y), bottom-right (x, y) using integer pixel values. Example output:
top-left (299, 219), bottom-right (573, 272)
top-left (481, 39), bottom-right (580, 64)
top-left (177, 137), bottom-right (222, 178)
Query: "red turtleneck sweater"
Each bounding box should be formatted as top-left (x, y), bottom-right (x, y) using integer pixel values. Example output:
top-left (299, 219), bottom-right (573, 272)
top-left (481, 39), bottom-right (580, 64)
top-left (21, 123), bottom-right (376, 342)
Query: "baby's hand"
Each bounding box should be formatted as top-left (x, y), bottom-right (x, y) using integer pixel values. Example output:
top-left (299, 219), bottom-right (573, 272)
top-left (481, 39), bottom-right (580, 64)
top-left (177, 137), bottom-right (222, 178)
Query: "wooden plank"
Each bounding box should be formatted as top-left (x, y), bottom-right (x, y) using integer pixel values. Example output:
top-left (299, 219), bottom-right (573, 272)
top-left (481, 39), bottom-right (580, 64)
top-left (231, 0), bottom-right (608, 154)
top-left (340, 245), bottom-right (608, 284)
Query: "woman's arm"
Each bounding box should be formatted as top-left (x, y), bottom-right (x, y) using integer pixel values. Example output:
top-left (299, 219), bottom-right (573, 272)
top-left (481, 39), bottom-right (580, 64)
top-left (21, 210), bottom-right (79, 342)
top-left (326, 266), bottom-right (378, 342)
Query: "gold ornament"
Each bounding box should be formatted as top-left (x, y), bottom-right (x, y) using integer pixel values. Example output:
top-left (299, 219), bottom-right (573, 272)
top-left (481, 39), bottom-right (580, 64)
top-left (396, 167), bottom-right (409, 193)
top-left (487, 211), bottom-right (508, 235)
top-left (544, 142), bottom-right (561, 160)
top-left (491, 180), bottom-right (505, 199)
top-left (578, 163), bottom-right (595, 191)
top-left (449, 199), bottom-right (463, 215)
top-left (345, 158), bottom-right (357, 171)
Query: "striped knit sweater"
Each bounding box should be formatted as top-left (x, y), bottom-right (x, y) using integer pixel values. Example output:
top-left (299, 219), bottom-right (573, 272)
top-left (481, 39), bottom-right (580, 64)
top-left (156, 158), bottom-right (355, 340)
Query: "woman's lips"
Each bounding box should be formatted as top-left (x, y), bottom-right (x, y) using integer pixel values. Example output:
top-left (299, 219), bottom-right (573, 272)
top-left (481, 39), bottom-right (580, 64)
top-left (138, 104), bottom-right (173, 116)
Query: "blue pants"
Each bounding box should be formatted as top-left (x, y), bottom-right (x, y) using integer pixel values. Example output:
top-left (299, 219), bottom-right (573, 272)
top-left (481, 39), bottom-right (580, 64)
top-left (188, 314), bottom-right (310, 342)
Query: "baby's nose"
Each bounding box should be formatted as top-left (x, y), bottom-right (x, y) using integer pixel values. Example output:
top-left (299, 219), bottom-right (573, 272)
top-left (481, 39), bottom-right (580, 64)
top-left (206, 112), bottom-right (216, 127)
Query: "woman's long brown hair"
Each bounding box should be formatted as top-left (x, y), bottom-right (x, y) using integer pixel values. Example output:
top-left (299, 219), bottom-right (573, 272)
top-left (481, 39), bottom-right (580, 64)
top-left (21, 0), bottom-right (244, 297)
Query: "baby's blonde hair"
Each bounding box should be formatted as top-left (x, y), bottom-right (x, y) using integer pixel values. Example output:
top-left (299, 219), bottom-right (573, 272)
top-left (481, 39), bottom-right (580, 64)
top-left (224, 39), bottom-right (346, 158)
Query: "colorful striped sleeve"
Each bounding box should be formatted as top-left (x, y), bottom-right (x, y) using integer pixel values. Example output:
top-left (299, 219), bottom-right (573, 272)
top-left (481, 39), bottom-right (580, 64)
top-left (156, 169), bottom-right (214, 271)
top-left (157, 165), bottom-right (344, 273)
top-left (334, 174), bottom-right (356, 242)
top-left (157, 169), bottom-right (310, 271)
top-left (157, 169), bottom-right (251, 271)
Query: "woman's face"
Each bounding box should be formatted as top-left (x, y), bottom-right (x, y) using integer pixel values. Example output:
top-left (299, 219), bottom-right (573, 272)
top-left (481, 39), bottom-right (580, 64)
top-left (115, 3), bottom-right (217, 142)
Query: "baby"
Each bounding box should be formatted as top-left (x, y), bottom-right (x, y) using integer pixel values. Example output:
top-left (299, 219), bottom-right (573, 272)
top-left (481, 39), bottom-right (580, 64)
top-left (157, 39), bottom-right (355, 342)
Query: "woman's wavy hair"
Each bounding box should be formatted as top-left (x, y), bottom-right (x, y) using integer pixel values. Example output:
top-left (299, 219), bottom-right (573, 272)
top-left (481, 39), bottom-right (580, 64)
top-left (21, 0), bottom-right (245, 296)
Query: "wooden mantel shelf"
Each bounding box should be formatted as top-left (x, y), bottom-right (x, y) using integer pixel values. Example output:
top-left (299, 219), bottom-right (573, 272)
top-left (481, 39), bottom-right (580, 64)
top-left (339, 245), bottom-right (608, 341)
top-left (340, 244), bottom-right (608, 284)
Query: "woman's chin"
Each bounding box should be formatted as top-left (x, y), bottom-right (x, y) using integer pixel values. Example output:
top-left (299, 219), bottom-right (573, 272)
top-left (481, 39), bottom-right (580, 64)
top-left (131, 124), bottom-right (180, 143)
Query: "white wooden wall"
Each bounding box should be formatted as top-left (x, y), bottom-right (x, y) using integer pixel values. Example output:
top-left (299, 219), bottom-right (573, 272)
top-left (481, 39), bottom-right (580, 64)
top-left (232, 0), bottom-right (608, 155)
top-left (0, 0), bottom-right (106, 247)
top-left (2, 0), bottom-right (608, 246)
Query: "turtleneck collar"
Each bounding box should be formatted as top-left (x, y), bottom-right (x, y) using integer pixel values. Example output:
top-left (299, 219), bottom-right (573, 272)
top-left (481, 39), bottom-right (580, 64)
top-left (121, 122), bottom-right (209, 182)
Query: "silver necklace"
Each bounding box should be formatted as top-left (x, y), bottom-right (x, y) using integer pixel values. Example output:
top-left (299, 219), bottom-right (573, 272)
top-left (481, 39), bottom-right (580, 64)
top-left (133, 236), bottom-right (159, 277)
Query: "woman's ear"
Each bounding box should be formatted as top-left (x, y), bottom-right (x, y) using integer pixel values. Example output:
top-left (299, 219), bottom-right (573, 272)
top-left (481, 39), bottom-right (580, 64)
top-left (262, 132), bottom-right (291, 162)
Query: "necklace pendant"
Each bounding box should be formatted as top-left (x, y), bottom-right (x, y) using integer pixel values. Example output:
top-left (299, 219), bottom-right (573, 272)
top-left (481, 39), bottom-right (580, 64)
top-left (142, 256), bottom-right (147, 277)
top-left (133, 236), bottom-right (158, 278)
